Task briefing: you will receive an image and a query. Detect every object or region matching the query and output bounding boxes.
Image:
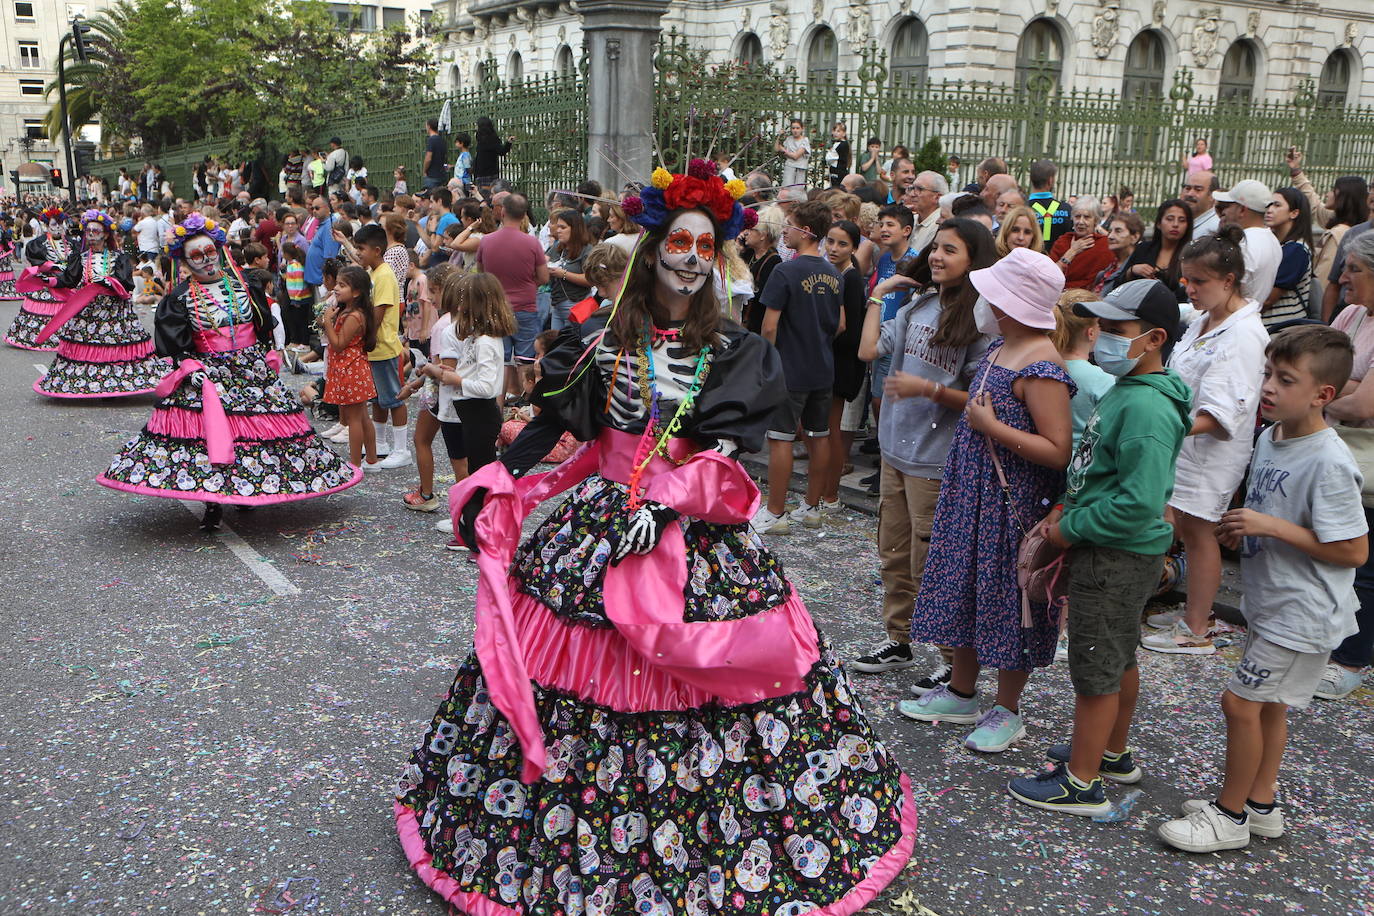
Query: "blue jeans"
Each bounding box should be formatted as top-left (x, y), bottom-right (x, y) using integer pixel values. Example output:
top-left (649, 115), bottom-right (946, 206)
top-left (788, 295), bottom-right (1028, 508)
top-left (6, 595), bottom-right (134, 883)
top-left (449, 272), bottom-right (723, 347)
top-left (1335, 505), bottom-right (1374, 668)
top-left (551, 298), bottom-right (575, 331)
top-left (504, 309), bottom-right (541, 364)
top-left (536, 287), bottom-right (552, 329)
top-left (422, 177), bottom-right (444, 190)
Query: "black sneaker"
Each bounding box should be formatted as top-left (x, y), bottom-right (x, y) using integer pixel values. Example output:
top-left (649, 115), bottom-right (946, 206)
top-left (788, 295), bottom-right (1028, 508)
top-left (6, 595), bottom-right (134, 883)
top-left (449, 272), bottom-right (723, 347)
top-left (1045, 743), bottom-right (1143, 784)
top-left (859, 438), bottom-right (881, 455)
top-left (851, 641), bottom-right (916, 673)
top-left (906, 662), bottom-right (953, 697)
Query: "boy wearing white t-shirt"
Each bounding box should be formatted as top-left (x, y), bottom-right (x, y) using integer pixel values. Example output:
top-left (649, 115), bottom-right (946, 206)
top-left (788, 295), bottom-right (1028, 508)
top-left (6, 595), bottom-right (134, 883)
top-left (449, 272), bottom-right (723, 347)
top-left (1159, 326), bottom-right (1368, 853)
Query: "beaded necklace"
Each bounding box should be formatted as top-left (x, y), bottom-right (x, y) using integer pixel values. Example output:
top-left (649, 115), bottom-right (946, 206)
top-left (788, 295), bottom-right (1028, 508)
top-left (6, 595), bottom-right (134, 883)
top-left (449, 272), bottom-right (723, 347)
top-left (624, 324), bottom-right (712, 511)
top-left (83, 249), bottom-right (112, 284)
top-left (187, 273), bottom-right (245, 343)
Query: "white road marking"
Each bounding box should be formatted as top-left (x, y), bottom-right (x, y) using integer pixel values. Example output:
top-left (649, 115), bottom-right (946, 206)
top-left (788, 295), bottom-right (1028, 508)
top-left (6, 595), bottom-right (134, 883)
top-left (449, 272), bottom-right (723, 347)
top-left (179, 500), bottom-right (301, 597)
top-left (33, 363), bottom-right (47, 376)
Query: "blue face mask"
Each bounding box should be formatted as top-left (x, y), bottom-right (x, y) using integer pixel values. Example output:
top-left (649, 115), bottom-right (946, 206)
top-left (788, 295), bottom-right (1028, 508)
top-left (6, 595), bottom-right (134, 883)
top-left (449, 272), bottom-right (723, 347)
top-left (1093, 330), bottom-right (1150, 377)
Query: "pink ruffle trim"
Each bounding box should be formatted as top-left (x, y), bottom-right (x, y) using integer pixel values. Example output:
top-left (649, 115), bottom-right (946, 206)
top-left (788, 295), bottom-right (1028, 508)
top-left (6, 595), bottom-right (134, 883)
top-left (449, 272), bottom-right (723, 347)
top-left (56, 339), bottom-right (155, 362)
top-left (393, 773), bottom-right (917, 916)
top-left (22, 297), bottom-right (60, 316)
top-left (33, 378), bottom-right (156, 399)
top-left (95, 466), bottom-right (363, 505)
top-left (5, 336), bottom-right (57, 352)
top-left (145, 406), bottom-right (316, 440)
top-left (511, 590), bottom-right (821, 712)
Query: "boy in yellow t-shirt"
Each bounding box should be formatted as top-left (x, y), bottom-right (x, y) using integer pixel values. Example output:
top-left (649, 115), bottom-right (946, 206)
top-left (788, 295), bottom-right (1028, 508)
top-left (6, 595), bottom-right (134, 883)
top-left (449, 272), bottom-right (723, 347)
top-left (353, 224), bottom-right (410, 467)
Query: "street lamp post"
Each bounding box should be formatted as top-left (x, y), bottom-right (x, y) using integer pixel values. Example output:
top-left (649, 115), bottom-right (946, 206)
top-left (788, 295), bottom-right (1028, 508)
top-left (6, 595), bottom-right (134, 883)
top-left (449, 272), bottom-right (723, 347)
top-left (55, 17), bottom-right (90, 206)
top-left (56, 33), bottom-right (76, 204)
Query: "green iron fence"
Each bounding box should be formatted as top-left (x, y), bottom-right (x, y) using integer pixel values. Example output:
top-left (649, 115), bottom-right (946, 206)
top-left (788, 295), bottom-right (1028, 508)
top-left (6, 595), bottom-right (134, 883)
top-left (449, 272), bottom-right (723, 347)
top-left (95, 35), bottom-right (1374, 222)
top-left (653, 33), bottom-right (1374, 214)
top-left (94, 71), bottom-right (587, 219)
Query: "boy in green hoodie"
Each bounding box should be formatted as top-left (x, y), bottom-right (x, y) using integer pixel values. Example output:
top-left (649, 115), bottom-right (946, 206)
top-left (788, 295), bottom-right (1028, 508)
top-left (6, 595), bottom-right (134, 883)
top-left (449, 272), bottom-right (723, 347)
top-left (1007, 279), bottom-right (1192, 816)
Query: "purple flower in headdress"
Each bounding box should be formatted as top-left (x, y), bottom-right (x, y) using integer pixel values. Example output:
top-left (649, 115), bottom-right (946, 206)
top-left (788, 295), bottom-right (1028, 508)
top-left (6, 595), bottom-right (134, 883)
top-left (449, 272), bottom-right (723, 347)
top-left (721, 203), bottom-right (745, 239)
top-left (686, 158), bottom-right (717, 180)
top-left (621, 196), bottom-right (644, 219)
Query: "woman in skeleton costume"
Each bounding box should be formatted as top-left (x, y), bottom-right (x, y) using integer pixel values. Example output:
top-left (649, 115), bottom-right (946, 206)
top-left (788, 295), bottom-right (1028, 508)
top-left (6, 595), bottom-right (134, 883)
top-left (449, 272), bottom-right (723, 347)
top-left (97, 212), bottom-right (362, 530)
top-left (32, 209), bottom-right (167, 397)
top-left (394, 160), bottom-right (917, 915)
top-left (6, 207), bottom-right (74, 350)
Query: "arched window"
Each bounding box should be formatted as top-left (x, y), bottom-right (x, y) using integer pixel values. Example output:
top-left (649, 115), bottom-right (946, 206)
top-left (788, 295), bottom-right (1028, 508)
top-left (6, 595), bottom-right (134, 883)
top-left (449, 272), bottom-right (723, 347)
top-left (508, 51), bottom-right (523, 85)
top-left (736, 31), bottom-right (763, 66)
top-left (476, 58), bottom-right (496, 86)
top-left (890, 17), bottom-right (928, 87)
top-left (806, 26), bottom-right (838, 82)
top-left (1015, 18), bottom-right (1063, 91)
top-left (1318, 49), bottom-right (1354, 108)
top-left (447, 63), bottom-right (462, 94)
top-left (1122, 30), bottom-right (1165, 100)
top-left (1219, 40), bottom-right (1257, 103)
top-left (555, 44), bottom-right (574, 77)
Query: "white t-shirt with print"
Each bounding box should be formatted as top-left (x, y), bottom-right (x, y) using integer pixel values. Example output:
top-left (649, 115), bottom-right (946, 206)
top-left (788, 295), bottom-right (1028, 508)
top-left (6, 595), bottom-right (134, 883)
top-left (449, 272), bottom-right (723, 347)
top-left (1239, 426), bottom-right (1366, 653)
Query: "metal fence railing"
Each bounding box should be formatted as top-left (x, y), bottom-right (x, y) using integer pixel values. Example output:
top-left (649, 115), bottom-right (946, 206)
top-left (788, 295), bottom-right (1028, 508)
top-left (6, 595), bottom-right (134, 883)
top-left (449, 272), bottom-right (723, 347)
top-left (653, 33), bottom-right (1374, 214)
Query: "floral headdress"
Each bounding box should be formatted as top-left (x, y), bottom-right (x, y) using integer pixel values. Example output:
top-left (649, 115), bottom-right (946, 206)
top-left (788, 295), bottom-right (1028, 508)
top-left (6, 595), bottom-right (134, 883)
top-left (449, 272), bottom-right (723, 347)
top-left (620, 158), bottom-right (753, 238)
top-left (81, 209), bottom-right (117, 233)
top-left (165, 212), bottom-right (226, 259)
top-left (40, 206), bottom-right (66, 224)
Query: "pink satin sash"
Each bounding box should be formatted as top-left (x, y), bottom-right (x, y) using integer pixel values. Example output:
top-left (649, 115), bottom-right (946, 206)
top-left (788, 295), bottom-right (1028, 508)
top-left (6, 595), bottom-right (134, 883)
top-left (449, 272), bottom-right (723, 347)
top-left (15, 262), bottom-right (58, 295)
top-left (155, 359), bottom-right (234, 465)
top-left (33, 275), bottom-right (130, 345)
top-left (449, 428), bottom-right (818, 784)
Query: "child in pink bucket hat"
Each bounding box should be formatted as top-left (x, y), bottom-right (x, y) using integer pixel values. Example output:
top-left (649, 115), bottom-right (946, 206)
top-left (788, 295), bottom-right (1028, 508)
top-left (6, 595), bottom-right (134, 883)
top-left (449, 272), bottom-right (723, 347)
top-left (897, 244), bottom-right (1079, 754)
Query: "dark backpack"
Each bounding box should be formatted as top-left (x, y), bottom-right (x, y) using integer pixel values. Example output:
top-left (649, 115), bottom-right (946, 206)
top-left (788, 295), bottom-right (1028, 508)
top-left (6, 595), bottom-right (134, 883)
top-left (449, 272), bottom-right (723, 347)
top-left (326, 154), bottom-right (346, 185)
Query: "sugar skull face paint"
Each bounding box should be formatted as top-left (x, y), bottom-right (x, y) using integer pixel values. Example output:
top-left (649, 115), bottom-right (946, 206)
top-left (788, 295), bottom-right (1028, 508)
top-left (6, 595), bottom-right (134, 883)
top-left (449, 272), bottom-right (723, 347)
top-left (184, 236), bottom-right (222, 282)
top-left (84, 222), bottom-right (107, 250)
top-left (655, 210), bottom-right (715, 298)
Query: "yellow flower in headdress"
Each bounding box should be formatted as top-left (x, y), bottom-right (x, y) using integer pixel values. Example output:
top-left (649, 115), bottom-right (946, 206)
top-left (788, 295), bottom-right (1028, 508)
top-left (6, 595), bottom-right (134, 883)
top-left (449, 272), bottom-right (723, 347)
top-left (175, 226), bottom-right (186, 236)
top-left (724, 179), bottom-right (746, 201)
top-left (205, 220), bottom-right (216, 230)
top-left (651, 168), bottom-right (673, 190)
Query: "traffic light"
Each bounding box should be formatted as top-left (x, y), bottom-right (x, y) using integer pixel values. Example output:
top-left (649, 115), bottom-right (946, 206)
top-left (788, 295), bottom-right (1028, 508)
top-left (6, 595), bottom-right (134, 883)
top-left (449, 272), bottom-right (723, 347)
top-left (8, 171), bottom-right (17, 189)
top-left (50, 167), bottom-right (63, 188)
top-left (71, 18), bottom-right (92, 63)
top-left (74, 143), bottom-right (94, 176)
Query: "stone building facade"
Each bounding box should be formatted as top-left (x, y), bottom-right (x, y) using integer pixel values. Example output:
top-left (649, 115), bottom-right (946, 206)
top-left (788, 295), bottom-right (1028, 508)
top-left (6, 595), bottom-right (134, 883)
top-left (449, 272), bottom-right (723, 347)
top-left (430, 0), bottom-right (1372, 107)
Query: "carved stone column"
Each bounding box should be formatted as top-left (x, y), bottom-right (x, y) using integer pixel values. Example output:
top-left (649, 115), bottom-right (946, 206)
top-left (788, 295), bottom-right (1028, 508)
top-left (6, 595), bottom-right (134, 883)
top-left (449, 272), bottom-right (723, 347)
top-left (579, 0), bottom-right (670, 190)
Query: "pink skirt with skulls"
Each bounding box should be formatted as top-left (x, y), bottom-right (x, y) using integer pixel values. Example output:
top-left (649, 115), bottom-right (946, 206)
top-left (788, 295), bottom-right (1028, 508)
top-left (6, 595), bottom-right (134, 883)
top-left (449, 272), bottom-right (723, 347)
top-left (393, 430), bottom-right (917, 915)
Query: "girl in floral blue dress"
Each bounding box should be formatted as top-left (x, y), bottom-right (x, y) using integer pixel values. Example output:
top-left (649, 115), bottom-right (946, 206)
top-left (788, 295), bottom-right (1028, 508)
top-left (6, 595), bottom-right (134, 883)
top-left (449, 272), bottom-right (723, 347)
top-left (899, 248), bottom-right (1076, 753)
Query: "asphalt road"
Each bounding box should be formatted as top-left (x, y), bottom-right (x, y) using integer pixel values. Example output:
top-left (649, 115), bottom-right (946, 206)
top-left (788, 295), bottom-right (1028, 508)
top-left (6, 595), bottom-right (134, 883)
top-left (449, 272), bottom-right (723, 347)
top-left (1, 298), bottom-right (1369, 916)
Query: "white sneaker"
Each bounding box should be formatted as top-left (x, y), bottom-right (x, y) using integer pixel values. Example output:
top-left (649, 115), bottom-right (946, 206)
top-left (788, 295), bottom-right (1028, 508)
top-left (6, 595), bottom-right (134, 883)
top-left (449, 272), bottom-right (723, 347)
top-left (1314, 662), bottom-right (1365, 700)
top-left (361, 460), bottom-right (383, 473)
top-left (1158, 803), bottom-right (1251, 852)
top-left (788, 502), bottom-right (822, 529)
top-left (378, 449), bottom-right (413, 469)
top-left (1146, 608), bottom-right (1182, 629)
top-left (374, 439), bottom-right (392, 457)
top-left (435, 517), bottom-right (454, 534)
top-left (1180, 799), bottom-right (1284, 838)
top-left (320, 422), bottom-right (344, 439)
top-left (328, 428), bottom-right (351, 443)
top-left (1140, 620), bottom-right (1216, 656)
top-left (819, 498), bottom-right (842, 514)
top-left (751, 508), bottom-right (790, 535)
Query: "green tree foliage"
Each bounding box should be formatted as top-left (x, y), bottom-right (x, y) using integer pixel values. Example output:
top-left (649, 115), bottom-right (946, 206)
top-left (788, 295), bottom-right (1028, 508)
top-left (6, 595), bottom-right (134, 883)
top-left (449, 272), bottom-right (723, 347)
top-left (911, 137), bottom-right (948, 184)
top-left (46, 0), bottom-right (433, 157)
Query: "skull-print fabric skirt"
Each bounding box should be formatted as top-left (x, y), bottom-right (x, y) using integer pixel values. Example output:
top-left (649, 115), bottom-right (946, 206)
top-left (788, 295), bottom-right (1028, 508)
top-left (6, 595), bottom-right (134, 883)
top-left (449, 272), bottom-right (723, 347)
top-left (32, 294), bottom-right (169, 397)
top-left (97, 342), bottom-right (362, 504)
top-left (394, 456), bottom-right (917, 916)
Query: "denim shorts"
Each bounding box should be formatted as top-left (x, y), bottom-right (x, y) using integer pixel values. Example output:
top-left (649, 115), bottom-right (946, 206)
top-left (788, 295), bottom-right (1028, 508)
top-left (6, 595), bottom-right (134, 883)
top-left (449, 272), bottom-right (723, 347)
top-left (505, 309), bottom-right (541, 364)
top-left (369, 356), bottom-right (404, 410)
